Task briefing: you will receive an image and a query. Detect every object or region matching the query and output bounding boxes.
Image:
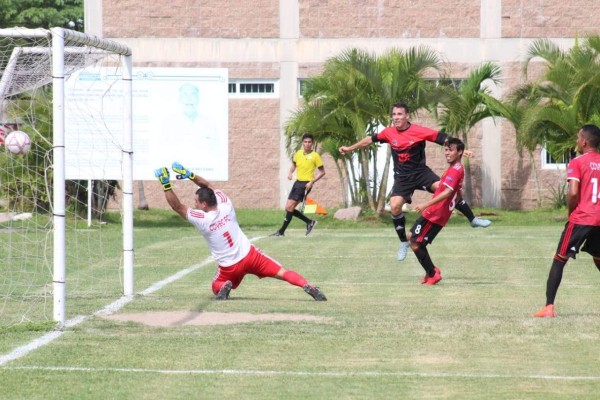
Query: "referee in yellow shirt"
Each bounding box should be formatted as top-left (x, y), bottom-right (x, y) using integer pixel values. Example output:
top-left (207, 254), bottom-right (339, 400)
top-left (271, 134), bottom-right (326, 237)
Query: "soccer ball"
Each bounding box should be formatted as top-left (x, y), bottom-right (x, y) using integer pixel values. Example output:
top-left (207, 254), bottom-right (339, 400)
top-left (4, 130), bottom-right (31, 155)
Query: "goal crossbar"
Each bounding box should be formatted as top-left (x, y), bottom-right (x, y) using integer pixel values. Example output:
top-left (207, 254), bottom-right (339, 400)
top-left (0, 27), bottom-right (131, 56)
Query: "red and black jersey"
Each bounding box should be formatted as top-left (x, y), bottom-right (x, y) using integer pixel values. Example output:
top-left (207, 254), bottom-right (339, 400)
top-left (567, 151), bottom-right (600, 226)
top-left (372, 123), bottom-right (448, 176)
top-left (422, 162), bottom-right (464, 227)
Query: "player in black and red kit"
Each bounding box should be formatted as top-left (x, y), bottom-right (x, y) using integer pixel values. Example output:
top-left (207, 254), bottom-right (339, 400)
top-left (408, 137), bottom-right (465, 285)
top-left (534, 124), bottom-right (600, 318)
top-left (339, 102), bottom-right (490, 261)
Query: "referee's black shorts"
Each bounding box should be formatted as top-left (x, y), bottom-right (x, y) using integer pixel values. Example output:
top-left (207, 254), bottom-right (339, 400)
top-left (288, 180), bottom-right (310, 202)
top-left (390, 167), bottom-right (440, 204)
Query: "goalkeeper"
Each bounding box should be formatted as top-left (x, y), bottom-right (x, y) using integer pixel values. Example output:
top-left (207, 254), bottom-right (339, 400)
top-left (155, 162), bottom-right (327, 301)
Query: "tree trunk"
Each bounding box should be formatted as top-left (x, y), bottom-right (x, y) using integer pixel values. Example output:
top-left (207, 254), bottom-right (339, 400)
top-left (461, 133), bottom-right (473, 204)
top-left (376, 146), bottom-right (392, 215)
top-left (335, 159), bottom-right (350, 208)
top-left (359, 148), bottom-right (375, 211)
top-left (529, 150), bottom-right (542, 207)
top-left (347, 158), bottom-right (358, 205)
top-left (137, 181), bottom-right (149, 210)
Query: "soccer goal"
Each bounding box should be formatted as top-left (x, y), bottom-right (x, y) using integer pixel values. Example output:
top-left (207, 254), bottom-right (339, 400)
top-left (0, 27), bottom-right (133, 327)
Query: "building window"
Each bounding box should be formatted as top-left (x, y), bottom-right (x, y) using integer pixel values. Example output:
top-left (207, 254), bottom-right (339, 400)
top-left (228, 80), bottom-right (278, 98)
top-left (298, 79), bottom-right (308, 98)
top-left (426, 78), bottom-right (464, 89)
top-left (240, 83), bottom-right (274, 93)
top-left (541, 147), bottom-right (576, 170)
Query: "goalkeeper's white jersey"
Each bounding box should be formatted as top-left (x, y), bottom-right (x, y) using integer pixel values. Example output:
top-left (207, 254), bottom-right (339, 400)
top-left (186, 190), bottom-right (251, 267)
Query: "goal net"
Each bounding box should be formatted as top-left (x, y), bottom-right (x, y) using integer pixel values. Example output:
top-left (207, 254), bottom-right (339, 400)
top-left (0, 27), bottom-right (133, 328)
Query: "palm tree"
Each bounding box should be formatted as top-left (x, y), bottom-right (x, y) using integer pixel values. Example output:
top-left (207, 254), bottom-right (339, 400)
top-left (285, 46), bottom-right (443, 214)
top-left (432, 62), bottom-right (502, 203)
top-left (487, 85), bottom-right (545, 206)
top-left (511, 36), bottom-right (600, 162)
top-left (285, 48), bottom-right (383, 209)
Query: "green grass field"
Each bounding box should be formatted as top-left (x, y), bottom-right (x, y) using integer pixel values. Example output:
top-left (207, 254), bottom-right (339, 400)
top-left (0, 208), bottom-right (599, 399)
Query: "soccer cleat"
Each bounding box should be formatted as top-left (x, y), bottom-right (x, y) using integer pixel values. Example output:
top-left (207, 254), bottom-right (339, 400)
top-left (470, 217), bottom-right (492, 228)
top-left (424, 267), bottom-right (442, 285)
top-left (421, 267), bottom-right (441, 284)
top-left (216, 281), bottom-right (232, 300)
top-left (306, 220), bottom-right (317, 236)
top-left (303, 284), bottom-right (327, 301)
top-left (534, 304), bottom-right (555, 318)
top-left (396, 241), bottom-right (410, 261)
top-left (270, 231), bottom-right (285, 237)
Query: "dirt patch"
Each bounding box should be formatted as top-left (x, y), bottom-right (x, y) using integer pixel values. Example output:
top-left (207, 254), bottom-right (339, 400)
top-left (100, 311), bottom-right (330, 327)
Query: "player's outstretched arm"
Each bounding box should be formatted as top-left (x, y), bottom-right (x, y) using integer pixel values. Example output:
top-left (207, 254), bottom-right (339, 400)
top-left (339, 136), bottom-right (374, 155)
top-left (172, 161), bottom-right (213, 189)
top-left (413, 188), bottom-right (455, 214)
top-left (190, 174), bottom-right (213, 189)
top-left (155, 167), bottom-right (188, 219)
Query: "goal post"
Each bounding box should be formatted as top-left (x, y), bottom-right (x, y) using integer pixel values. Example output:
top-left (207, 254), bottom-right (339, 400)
top-left (0, 27), bottom-right (133, 327)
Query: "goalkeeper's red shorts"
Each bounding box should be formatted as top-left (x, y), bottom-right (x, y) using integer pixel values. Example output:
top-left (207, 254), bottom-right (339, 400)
top-left (211, 245), bottom-right (282, 294)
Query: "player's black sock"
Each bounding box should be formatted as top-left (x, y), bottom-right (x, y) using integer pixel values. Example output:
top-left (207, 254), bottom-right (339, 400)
top-left (392, 213), bottom-right (407, 242)
top-left (414, 245), bottom-right (435, 276)
top-left (278, 211), bottom-right (294, 233)
top-left (293, 209), bottom-right (311, 224)
top-left (546, 255), bottom-right (567, 305)
top-left (455, 199), bottom-right (475, 222)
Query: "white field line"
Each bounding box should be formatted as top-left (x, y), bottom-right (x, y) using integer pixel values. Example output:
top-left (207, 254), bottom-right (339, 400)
top-left (0, 235), bottom-right (592, 383)
top-left (0, 236), bottom-right (267, 366)
top-left (0, 257), bottom-right (216, 366)
top-left (5, 365), bottom-right (600, 381)
top-left (277, 255), bottom-right (552, 259)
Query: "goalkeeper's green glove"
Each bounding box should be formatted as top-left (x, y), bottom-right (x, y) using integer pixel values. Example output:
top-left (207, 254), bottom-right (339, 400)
top-left (154, 167), bottom-right (172, 191)
top-left (172, 161), bottom-right (195, 180)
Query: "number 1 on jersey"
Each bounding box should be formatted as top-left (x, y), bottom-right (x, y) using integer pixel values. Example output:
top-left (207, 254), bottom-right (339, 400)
top-left (223, 231), bottom-right (234, 247)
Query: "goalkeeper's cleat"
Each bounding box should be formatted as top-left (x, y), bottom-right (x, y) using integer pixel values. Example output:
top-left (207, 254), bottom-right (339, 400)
top-left (470, 217), bottom-right (492, 228)
top-left (270, 231), bottom-right (285, 237)
top-left (303, 284), bottom-right (327, 301)
top-left (216, 281), bottom-right (232, 300)
top-left (424, 267), bottom-right (442, 285)
top-left (396, 241), bottom-right (410, 261)
top-left (534, 304), bottom-right (555, 318)
top-left (421, 267), bottom-right (441, 284)
top-left (306, 220), bottom-right (317, 236)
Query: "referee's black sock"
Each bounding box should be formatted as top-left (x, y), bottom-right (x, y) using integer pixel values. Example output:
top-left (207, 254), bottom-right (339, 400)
top-left (392, 213), bottom-right (407, 242)
top-left (455, 199), bottom-right (475, 222)
top-left (292, 209), bottom-right (311, 224)
top-left (546, 255), bottom-right (567, 305)
top-left (414, 245), bottom-right (435, 277)
top-left (278, 211), bottom-right (294, 233)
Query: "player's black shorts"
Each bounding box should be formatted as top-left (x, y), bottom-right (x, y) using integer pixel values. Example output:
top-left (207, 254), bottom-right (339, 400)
top-left (409, 216), bottom-right (443, 247)
top-left (288, 180), bottom-right (310, 202)
top-left (391, 167), bottom-right (440, 204)
top-left (556, 222), bottom-right (600, 259)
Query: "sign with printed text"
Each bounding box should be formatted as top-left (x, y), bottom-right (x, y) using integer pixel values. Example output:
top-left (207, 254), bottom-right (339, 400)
top-left (64, 67), bottom-right (229, 181)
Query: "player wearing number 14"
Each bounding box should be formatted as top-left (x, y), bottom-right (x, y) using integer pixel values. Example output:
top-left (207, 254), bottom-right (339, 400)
top-left (534, 124), bottom-right (600, 318)
top-left (155, 162), bottom-right (327, 301)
